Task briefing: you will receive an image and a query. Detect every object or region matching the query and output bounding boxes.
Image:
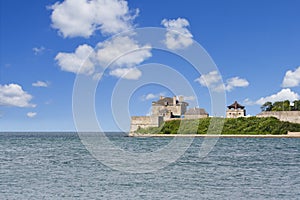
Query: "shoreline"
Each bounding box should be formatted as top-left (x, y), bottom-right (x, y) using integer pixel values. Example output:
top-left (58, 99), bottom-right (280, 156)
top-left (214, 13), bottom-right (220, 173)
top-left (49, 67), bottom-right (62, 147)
top-left (129, 132), bottom-right (300, 138)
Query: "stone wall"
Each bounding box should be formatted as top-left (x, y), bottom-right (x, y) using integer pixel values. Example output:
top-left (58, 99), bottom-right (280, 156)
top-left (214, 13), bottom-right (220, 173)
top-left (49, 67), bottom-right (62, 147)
top-left (256, 111), bottom-right (300, 124)
top-left (184, 114), bottom-right (209, 119)
top-left (130, 116), bottom-right (163, 132)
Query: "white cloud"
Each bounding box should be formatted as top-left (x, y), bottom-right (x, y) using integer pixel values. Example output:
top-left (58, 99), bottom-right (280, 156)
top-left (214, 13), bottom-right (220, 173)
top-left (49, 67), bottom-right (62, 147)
top-left (144, 93), bottom-right (157, 100)
top-left (92, 72), bottom-right (103, 81)
top-left (161, 18), bottom-right (193, 50)
top-left (55, 44), bottom-right (96, 75)
top-left (244, 89), bottom-right (300, 106)
top-left (51, 1), bottom-right (151, 79)
top-left (27, 112), bottom-right (37, 118)
top-left (282, 66), bottom-right (300, 87)
top-left (0, 84), bottom-right (35, 108)
top-left (195, 71), bottom-right (249, 92)
top-left (195, 70), bottom-right (222, 87)
top-left (32, 81), bottom-right (49, 87)
top-left (141, 93), bottom-right (165, 101)
top-left (55, 36), bottom-right (151, 78)
top-left (109, 67), bottom-right (141, 80)
top-left (33, 46), bottom-right (45, 55)
top-left (182, 95), bottom-right (196, 101)
top-left (243, 98), bottom-right (256, 106)
top-left (50, 0), bottom-right (138, 38)
top-left (256, 88), bottom-right (299, 105)
top-left (96, 35), bottom-right (152, 68)
top-left (225, 77), bottom-right (249, 91)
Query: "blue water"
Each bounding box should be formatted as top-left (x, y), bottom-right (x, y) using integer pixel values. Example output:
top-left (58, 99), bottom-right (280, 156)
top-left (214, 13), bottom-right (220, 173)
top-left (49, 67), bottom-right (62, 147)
top-left (1, 132), bottom-right (299, 199)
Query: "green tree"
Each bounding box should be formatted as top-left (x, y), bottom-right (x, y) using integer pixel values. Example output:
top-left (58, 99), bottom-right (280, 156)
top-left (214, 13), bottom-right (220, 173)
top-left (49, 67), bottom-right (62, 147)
top-left (272, 100), bottom-right (290, 111)
top-left (292, 100), bottom-right (300, 111)
top-left (261, 101), bottom-right (273, 111)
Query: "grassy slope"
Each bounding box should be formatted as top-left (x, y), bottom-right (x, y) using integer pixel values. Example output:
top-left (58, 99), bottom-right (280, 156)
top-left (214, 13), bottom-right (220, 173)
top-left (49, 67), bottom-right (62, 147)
top-left (136, 117), bottom-right (300, 135)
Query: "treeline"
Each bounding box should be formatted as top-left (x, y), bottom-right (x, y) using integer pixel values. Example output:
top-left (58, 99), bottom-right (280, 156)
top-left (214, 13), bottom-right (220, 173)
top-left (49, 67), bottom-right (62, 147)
top-left (261, 100), bottom-right (300, 112)
top-left (136, 117), bottom-right (300, 135)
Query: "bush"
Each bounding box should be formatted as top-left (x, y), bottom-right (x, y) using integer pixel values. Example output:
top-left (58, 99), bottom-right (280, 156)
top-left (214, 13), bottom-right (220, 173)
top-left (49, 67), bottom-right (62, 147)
top-left (136, 117), bottom-right (300, 135)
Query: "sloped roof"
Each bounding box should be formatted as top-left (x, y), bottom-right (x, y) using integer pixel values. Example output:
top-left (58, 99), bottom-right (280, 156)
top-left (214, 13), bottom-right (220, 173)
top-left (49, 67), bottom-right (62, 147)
top-left (152, 97), bottom-right (188, 106)
top-left (227, 101), bottom-right (245, 109)
top-left (185, 107), bottom-right (208, 115)
top-left (153, 97), bottom-right (176, 106)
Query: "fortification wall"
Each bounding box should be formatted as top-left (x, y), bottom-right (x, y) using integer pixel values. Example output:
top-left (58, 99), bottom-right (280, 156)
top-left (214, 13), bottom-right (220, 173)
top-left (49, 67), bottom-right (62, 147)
top-left (130, 116), bottom-right (163, 132)
top-left (256, 111), bottom-right (300, 124)
top-left (184, 114), bottom-right (209, 119)
top-left (164, 118), bottom-right (182, 122)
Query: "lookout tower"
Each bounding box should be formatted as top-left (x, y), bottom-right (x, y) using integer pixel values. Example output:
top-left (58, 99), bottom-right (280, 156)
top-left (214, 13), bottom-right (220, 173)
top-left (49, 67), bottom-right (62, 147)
top-left (226, 101), bottom-right (246, 118)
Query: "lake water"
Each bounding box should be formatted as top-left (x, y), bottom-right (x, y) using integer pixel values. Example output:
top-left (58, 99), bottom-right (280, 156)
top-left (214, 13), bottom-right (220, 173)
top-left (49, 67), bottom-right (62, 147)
top-left (1, 132), bottom-right (299, 199)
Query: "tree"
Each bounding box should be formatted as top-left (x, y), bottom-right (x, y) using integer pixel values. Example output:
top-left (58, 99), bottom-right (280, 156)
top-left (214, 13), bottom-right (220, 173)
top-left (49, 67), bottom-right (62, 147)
top-left (261, 101), bottom-right (273, 111)
top-left (292, 100), bottom-right (300, 111)
top-left (272, 100), bottom-right (290, 111)
top-left (261, 100), bottom-right (300, 112)
top-left (283, 100), bottom-right (291, 111)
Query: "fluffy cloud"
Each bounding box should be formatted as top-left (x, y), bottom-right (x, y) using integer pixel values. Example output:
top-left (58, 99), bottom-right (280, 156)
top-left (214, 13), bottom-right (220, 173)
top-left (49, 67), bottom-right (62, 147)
top-left (195, 70), bottom-right (222, 87)
top-left (161, 18), bottom-right (193, 50)
top-left (255, 88), bottom-right (299, 105)
top-left (141, 93), bottom-right (165, 101)
top-left (282, 66), bottom-right (300, 87)
top-left (143, 93), bottom-right (157, 100)
top-left (55, 36), bottom-right (151, 80)
top-left (96, 35), bottom-right (152, 68)
top-left (27, 112), bottom-right (37, 118)
top-left (243, 98), bottom-right (256, 106)
top-left (33, 46), bottom-right (45, 55)
top-left (55, 44), bottom-right (96, 75)
top-left (0, 84), bottom-right (35, 107)
top-left (225, 77), bottom-right (249, 91)
top-left (109, 67), bottom-right (141, 80)
top-left (50, 0), bottom-right (138, 38)
top-left (92, 72), bottom-right (103, 81)
top-left (32, 81), bottom-right (49, 87)
top-left (142, 93), bottom-right (159, 100)
top-left (51, 1), bottom-right (150, 79)
top-left (195, 71), bottom-right (249, 92)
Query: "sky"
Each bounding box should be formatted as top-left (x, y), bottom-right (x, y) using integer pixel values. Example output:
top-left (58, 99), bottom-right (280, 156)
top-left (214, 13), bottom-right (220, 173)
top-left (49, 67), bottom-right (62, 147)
top-left (1, 0), bottom-right (300, 131)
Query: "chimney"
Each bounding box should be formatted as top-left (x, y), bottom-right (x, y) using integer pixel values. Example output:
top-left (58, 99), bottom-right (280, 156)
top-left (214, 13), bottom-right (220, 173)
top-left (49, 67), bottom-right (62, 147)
top-left (179, 96), bottom-right (184, 102)
top-left (173, 96), bottom-right (177, 105)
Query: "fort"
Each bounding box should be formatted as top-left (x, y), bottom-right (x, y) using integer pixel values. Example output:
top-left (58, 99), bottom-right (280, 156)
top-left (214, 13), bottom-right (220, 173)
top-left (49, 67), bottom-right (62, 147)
top-left (130, 97), bottom-right (300, 133)
top-left (130, 96), bottom-right (208, 132)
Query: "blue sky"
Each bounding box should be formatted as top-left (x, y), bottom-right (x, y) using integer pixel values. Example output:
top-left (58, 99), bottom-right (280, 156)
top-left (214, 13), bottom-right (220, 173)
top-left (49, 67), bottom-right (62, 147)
top-left (1, 0), bottom-right (300, 131)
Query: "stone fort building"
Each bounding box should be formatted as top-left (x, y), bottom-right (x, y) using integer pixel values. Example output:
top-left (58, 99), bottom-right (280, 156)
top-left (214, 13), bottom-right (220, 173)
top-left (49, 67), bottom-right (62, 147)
top-left (151, 96), bottom-right (189, 119)
top-left (130, 96), bottom-right (208, 132)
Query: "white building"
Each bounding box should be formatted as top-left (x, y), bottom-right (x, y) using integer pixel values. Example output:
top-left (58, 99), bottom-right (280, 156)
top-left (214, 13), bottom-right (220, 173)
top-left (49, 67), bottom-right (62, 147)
top-left (226, 101), bottom-right (246, 118)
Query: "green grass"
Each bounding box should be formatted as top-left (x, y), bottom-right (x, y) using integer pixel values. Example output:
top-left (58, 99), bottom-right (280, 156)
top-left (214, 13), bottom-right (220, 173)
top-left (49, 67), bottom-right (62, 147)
top-left (136, 117), bottom-right (300, 135)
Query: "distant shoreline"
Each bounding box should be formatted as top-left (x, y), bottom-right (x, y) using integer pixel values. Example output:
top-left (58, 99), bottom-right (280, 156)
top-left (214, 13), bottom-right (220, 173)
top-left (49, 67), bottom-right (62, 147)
top-left (129, 132), bottom-right (300, 138)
